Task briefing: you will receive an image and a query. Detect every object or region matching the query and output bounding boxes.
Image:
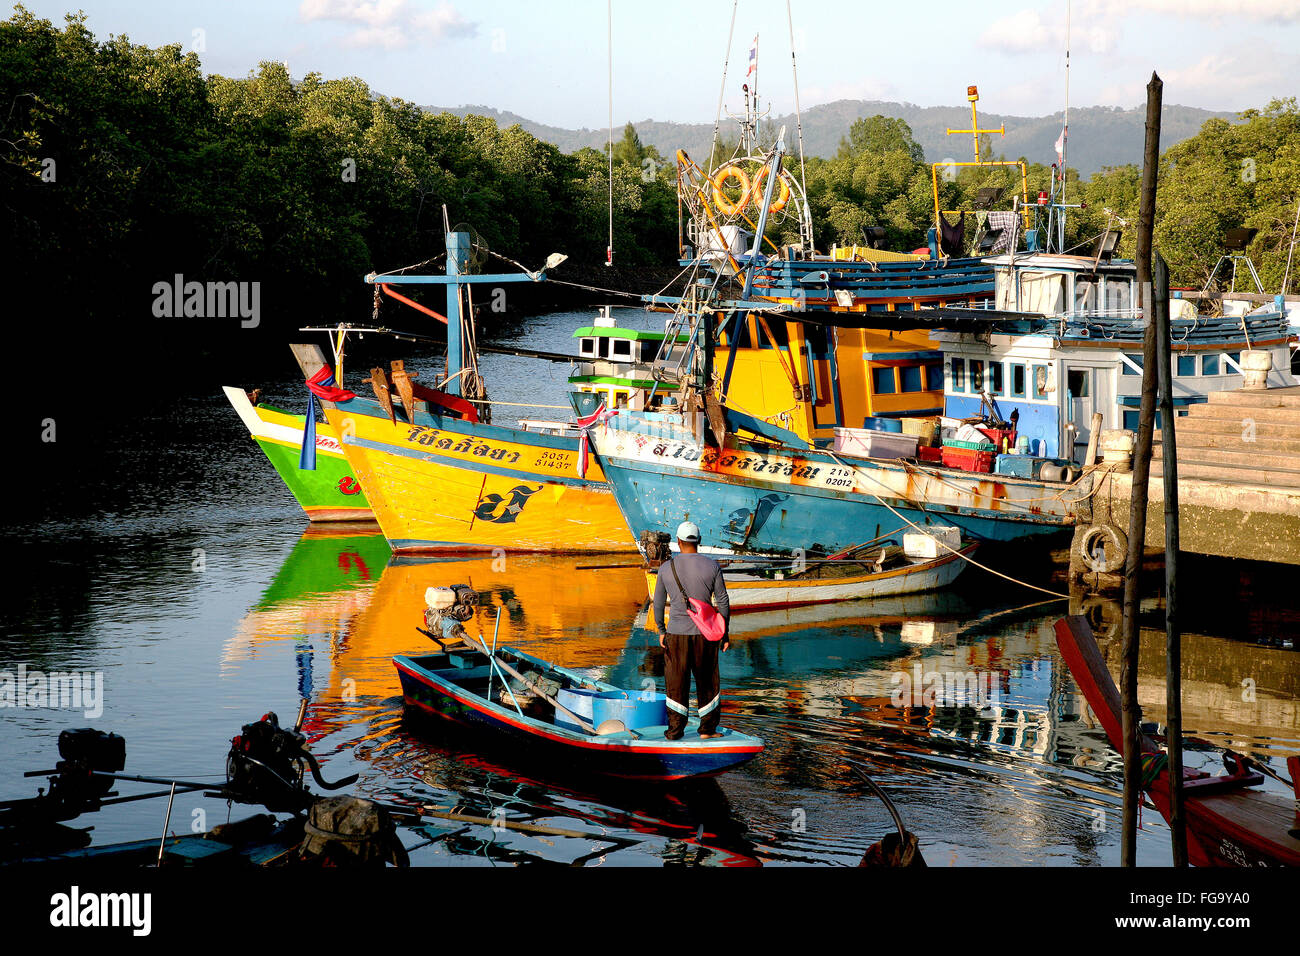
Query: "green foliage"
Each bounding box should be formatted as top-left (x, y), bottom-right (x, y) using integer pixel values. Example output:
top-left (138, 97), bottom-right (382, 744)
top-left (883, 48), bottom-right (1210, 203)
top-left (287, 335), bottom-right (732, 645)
top-left (1154, 99), bottom-right (1300, 288)
top-left (0, 8), bottom-right (678, 328)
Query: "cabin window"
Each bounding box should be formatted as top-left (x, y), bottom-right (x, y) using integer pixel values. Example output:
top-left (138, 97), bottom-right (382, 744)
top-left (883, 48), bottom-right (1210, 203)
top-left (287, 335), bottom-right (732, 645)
top-left (579, 337), bottom-right (597, 358)
top-left (988, 362), bottom-right (1004, 395)
top-left (1074, 276), bottom-right (1098, 313)
top-left (900, 365), bottom-right (925, 393)
top-left (1067, 369), bottom-right (1090, 400)
top-left (925, 362), bottom-right (944, 391)
top-left (872, 367), bottom-right (897, 394)
top-left (1201, 353), bottom-right (1220, 375)
top-left (1122, 353), bottom-right (1142, 375)
top-left (722, 314), bottom-right (753, 348)
top-left (970, 360), bottom-right (985, 392)
top-left (1125, 409), bottom-right (1164, 431)
top-left (611, 338), bottom-right (633, 360)
top-left (759, 320), bottom-right (790, 348)
top-left (1032, 364), bottom-right (1049, 399)
top-left (1177, 355), bottom-right (1196, 376)
top-left (805, 324), bottom-right (832, 357)
top-left (1226, 350), bottom-right (1241, 371)
top-left (950, 358), bottom-right (965, 392)
top-left (598, 337), bottom-right (611, 359)
top-left (1018, 271), bottom-right (1066, 314)
top-left (1011, 364), bottom-right (1026, 398)
top-left (1104, 278), bottom-right (1133, 315)
top-left (614, 390), bottom-right (630, 409)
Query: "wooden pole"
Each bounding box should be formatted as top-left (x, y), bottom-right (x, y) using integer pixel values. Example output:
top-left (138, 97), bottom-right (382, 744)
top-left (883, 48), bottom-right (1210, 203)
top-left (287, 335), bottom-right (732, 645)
top-left (1120, 71), bottom-right (1163, 868)
top-left (1083, 411), bottom-right (1103, 468)
top-left (1154, 250), bottom-right (1187, 866)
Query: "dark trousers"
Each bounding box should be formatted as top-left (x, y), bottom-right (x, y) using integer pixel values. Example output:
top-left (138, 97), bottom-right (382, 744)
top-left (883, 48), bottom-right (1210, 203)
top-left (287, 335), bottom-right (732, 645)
top-left (663, 632), bottom-right (721, 739)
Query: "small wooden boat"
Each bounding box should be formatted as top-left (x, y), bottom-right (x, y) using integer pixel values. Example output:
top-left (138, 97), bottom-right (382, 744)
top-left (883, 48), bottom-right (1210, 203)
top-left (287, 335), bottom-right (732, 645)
top-left (223, 385), bottom-right (375, 522)
top-left (645, 542), bottom-right (978, 612)
top-left (394, 644), bottom-right (764, 781)
top-left (1054, 615), bottom-right (1300, 867)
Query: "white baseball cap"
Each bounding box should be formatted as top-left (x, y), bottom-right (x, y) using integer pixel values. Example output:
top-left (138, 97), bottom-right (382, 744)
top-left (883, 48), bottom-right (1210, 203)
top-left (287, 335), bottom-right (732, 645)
top-left (676, 521), bottom-right (701, 543)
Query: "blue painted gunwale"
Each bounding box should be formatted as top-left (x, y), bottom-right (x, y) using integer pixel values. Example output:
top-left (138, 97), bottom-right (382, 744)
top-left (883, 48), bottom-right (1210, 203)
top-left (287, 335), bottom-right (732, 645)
top-left (394, 646), bottom-right (764, 781)
top-left (594, 431), bottom-right (1072, 557)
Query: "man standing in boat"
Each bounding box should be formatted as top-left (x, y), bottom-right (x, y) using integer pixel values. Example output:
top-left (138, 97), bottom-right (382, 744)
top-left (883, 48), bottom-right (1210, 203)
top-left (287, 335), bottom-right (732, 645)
top-left (654, 521), bottom-right (731, 740)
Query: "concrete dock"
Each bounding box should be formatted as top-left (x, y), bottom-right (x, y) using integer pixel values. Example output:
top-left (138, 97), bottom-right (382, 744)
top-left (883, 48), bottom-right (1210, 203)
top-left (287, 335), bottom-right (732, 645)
top-left (1085, 386), bottom-right (1300, 566)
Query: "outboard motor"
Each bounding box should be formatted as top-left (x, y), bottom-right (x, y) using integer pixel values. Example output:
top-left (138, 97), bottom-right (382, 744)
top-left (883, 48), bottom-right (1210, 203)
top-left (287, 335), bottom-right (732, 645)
top-left (640, 530), bottom-right (672, 564)
top-left (422, 585), bottom-right (479, 647)
top-left (44, 729), bottom-right (126, 819)
top-left (227, 712), bottom-right (357, 813)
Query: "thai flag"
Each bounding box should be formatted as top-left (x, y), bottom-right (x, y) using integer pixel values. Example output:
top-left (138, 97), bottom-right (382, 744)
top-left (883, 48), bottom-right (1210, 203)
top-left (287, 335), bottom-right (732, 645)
top-left (746, 35), bottom-right (758, 77)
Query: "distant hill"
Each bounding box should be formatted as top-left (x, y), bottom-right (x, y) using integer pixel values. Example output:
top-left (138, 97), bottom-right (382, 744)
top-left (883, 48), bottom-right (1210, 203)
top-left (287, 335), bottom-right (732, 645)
top-left (426, 100), bottom-right (1240, 177)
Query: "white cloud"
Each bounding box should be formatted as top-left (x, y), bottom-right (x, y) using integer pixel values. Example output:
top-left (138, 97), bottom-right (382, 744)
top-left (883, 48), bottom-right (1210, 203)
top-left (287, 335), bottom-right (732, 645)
top-left (980, 9), bottom-right (1053, 54)
top-left (1087, 0), bottom-right (1300, 22)
top-left (299, 0), bottom-right (476, 49)
top-left (1160, 49), bottom-right (1287, 104)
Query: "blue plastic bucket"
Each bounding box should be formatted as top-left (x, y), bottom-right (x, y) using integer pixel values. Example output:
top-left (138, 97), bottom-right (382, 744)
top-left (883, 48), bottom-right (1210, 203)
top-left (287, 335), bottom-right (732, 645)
top-left (590, 690), bottom-right (668, 730)
top-left (862, 416), bottom-right (903, 433)
top-left (554, 688), bottom-right (599, 731)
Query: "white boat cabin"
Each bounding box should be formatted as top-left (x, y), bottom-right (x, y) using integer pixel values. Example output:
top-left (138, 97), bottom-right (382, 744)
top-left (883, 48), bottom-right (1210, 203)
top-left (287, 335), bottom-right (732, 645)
top-left (934, 254), bottom-right (1296, 462)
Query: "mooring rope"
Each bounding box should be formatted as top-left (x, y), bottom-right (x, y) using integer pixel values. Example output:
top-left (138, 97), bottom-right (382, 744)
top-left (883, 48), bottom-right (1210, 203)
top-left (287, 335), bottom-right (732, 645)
top-left (823, 448), bottom-right (1070, 598)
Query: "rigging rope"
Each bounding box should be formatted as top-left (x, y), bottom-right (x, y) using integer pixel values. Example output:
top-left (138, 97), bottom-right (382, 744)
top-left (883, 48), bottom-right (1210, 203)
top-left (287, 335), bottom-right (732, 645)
top-left (822, 447), bottom-right (1071, 598)
top-left (707, 0), bottom-right (741, 175)
top-left (785, 0), bottom-right (812, 248)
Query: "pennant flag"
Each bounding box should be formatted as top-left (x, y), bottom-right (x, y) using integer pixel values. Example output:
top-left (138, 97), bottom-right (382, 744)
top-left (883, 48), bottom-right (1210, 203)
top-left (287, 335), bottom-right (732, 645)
top-left (746, 35), bottom-right (758, 77)
top-left (1055, 126), bottom-right (1067, 166)
top-left (300, 366), bottom-right (356, 471)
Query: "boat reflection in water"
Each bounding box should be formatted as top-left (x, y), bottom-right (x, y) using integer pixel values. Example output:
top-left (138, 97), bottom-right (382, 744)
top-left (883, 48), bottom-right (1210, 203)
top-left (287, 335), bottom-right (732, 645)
top-left (230, 532), bottom-right (1299, 865)
top-left (223, 524), bottom-right (392, 706)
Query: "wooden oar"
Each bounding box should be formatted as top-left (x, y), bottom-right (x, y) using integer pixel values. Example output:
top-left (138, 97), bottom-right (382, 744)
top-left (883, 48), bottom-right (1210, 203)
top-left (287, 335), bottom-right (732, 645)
top-left (457, 633), bottom-right (636, 738)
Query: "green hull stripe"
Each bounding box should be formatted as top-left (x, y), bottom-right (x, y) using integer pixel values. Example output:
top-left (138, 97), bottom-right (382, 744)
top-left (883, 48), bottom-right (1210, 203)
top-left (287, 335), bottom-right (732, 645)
top-left (255, 437), bottom-right (371, 511)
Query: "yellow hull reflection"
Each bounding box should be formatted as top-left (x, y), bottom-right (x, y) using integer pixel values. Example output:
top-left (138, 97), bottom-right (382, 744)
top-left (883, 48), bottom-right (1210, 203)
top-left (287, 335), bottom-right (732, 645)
top-left (324, 554), bottom-right (647, 701)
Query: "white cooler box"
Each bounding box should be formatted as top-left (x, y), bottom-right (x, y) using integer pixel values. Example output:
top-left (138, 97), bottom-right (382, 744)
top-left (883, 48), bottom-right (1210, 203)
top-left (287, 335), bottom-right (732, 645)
top-left (903, 525), bottom-right (962, 559)
top-left (833, 428), bottom-right (919, 460)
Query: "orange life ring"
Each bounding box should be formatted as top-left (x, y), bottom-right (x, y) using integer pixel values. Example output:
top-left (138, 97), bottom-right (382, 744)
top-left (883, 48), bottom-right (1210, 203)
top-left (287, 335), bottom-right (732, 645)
top-left (710, 164), bottom-right (752, 216)
top-left (750, 166), bottom-right (792, 214)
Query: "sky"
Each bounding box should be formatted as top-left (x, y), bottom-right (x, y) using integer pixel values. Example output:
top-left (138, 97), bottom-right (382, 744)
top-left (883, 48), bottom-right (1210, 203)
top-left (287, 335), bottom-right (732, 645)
top-left (18, 0), bottom-right (1300, 125)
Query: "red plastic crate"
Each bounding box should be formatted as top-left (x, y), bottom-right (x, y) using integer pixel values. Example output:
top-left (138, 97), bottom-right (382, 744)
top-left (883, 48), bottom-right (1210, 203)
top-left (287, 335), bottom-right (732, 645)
top-left (941, 446), bottom-right (995, 473)
top-left (977, 427), bottom-right (1017, 452)
top-left (917, 445), bottom-right (943, 463)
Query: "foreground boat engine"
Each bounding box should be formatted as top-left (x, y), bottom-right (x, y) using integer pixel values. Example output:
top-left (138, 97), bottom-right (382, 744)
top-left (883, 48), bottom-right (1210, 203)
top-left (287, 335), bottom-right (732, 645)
top-left (226, 711), bottom-right (358, 813)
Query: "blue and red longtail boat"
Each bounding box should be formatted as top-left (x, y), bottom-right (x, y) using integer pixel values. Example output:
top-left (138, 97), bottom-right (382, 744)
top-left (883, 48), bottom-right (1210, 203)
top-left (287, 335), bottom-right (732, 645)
top-left (394, 644), bottom-right (763, 781)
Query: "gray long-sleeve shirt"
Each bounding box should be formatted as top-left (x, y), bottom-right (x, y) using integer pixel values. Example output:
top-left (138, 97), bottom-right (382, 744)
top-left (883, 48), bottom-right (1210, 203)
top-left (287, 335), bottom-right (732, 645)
top-left (653, 552), bottom-right (730, 636)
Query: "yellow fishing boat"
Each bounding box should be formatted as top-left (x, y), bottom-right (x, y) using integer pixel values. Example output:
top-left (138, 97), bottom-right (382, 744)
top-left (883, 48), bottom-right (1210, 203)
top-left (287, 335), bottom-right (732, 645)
top-left (316, 387), bottom-right (633, 553)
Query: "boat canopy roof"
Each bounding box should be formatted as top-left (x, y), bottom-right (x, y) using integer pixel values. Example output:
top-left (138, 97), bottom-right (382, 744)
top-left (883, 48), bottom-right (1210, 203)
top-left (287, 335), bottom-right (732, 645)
top-left (982, 252), bottom-right (1136, 274)
top-left (572, 326), bottom-right (690, 342)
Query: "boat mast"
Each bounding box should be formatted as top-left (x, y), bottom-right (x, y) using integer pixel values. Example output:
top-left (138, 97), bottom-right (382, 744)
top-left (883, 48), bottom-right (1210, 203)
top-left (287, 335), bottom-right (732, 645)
top-left (606, 0), bottom-right (614, 267)
top-left (786, 0), bottom-right (812, 250)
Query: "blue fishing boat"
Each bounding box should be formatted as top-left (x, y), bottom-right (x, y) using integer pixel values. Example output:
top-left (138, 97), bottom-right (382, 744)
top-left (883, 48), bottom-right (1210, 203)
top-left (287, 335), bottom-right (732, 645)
top-left (394, 644), bottom-right (763, 781)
